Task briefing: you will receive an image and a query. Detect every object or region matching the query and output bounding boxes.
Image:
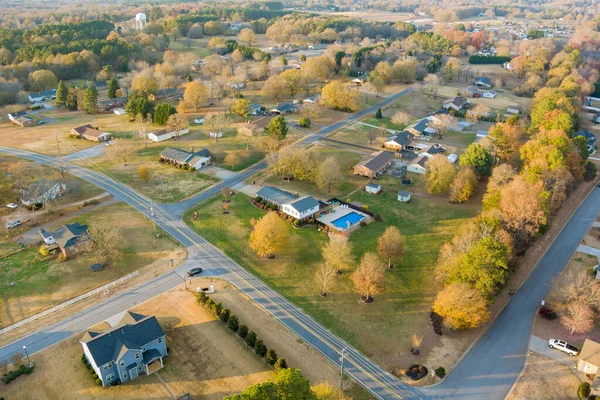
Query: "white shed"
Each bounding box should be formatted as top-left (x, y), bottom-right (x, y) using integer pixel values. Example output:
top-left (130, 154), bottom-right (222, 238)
top-left (447, 154), bottom-right (458, 163)
top-left (407, 155), bottom-right (428, 174)
top-left (482, 90), bottom-right (497, 98)
top-left (148, 128), bottom-right (190, 142)
top-left (397, 191), bottom-right (411, 203)
top-left (365, 183), bottom-right (381, 194)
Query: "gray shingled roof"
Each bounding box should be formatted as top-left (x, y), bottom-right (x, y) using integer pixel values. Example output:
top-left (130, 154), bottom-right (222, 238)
top-left (387, 131), bottom-right (415, 146)
top-left (83, 313), bottom-right (165, 367)
top-left (288, 196), bottom-right (319, 213)
top-left (362, 151), bottom-right (394, 171)
top-left (412, 119), bottom-right (429, 133)
top-left (257, 186), bottom-right (297, 205)
top-left (160, 147), bottom-right (210, 164)
top-left (53, 222), bottom-right (88, 249)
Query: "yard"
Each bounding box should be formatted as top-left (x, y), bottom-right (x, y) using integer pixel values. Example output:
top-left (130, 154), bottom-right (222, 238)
top-left (185, 184), bottom-right (479, 371)
top-left (0, 202), bottom-right (185, 327)
top-left (0, 285), bottom-right (343, 399)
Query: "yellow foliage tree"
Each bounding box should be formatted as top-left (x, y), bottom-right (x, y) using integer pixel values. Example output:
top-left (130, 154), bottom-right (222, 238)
top-left (432, 283), bottom-right (489, 330)
top-left (183, 81), bottom-right (208, 111)
top-left (321, 81), bottom-right (359, 112)
top-left (249, 212), bottom-right (288, 258)
top-left (449, 167), bottom-right (477, 203)
top-left (137, 165), bottom-right (151, 183)
top-left (351, 252), bottom-right (385, 302)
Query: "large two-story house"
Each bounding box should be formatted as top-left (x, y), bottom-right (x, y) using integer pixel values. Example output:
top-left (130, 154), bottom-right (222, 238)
top-left (81, 312), bottom-right (167, 387)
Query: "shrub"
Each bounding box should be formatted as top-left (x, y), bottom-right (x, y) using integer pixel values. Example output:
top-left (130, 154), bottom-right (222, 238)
top-left (584, 161), bottom-right (597, 181)
top-left (39, 245), bottom-right (50, 257)
top-left (293, 219), bottom-right (301, 227)
top-left (298, 117), bottom-right (311, 127)
top-left (373, 214), bottom-right (382, 222)
top-left (1, 364), bottom-right (34, 384)
top-left (227, 315), bottom-right (239, 332)
top-left (212, 302), bottom-right (223, 317)
top-left (274, 358), bottom-right (288, 370)
top-left (219, 308), bottom-right (231, 323)
top-left (196, 291), bottom-right (208, 305)
top-left (245, 331), bottom-right (257, 348)
top-left (375, 108), bottom-right (383, 119)
top-left (81, 354), bottom-right (88, 365)
top-left (468, 55), bottom-right (511, 64)
top-left (579, 382), bottom-right (591, 399)
top-left (95, 378), bottom-right (103, 386)
top-left (435, 367), bottom-right (446, 378)
top-left (265, 349), bottom-right (278, 365)
top-left (255, 340), bottom-right (267, 357)
top-left (89, 199), bottom-right (99, 205)
top-left (205, 298), bottom-right (215, 310)
top-left (238, 324), bottom-right (249, 339)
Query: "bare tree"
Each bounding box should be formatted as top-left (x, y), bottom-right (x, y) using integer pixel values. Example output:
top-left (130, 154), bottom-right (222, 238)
top-left (377, 226), bottom-right (404, 269)
top-left (10, 352), bottom-right (23, 369)
top-left (562, 274), bottom-right (600, 308)
top-left (321, 236), bottom-right (354, 274)
top-left (135, 113), bottom-right (152, 149)
top-left (204, 112), bottom-right (228, 142)
top-left (351, 253), bottom-right (385, 302)
top-left (391, 111), bottom-right (412, 126)
top-left (85, 220), bottom-right (123, 267)
top-left (0, 359), bottom-right (8, 375)
top-left (466, 104), bottom-right (492, 124)
top-left (106, 139), bottom-right (135, 166)
top-left (54, 161), bottom-right (69, 180)
top-left (316, 157), bottom-right (342, 193)
top-left (167, 114), bottom-right (189, 138)
top-left (429, 114), bottom-right (458, 139)
top-left (560, 301), bottom-right (594, 335)
top-left (315, 262), bottom-right (338, 297)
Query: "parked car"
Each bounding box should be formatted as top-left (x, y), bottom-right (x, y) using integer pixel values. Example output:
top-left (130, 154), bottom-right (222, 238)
top-left (6, 203), bottom-right (18, 209)
top-left (5, 220), bottom-right (21, 229)
top-left (194, 118), bottom-right (205, 125)
top-left (187, 267), bottom-right (203, 276)
top-left (548, 339), bottom-right (579, 356)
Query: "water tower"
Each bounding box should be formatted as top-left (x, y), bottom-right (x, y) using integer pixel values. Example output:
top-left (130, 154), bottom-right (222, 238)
top-left (135, 13), bottom-right (147, 30)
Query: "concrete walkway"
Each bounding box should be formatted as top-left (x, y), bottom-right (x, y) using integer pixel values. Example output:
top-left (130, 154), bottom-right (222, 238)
top-left (577, 244), bottom-right (600, 258)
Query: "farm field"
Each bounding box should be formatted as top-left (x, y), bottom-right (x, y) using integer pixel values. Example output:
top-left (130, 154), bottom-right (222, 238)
top-left (185, 182), bottom-right (480, 372)
top-left (0, 202), bottom-right (184, 327)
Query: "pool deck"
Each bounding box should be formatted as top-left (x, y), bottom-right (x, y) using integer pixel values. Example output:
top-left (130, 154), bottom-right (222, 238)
top-left (317, 205), bottom-right (369, 231)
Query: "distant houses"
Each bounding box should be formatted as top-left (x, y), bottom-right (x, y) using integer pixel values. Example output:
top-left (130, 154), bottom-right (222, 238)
top-left (353, 151), bottom-right (394, 178)
top-left (443, 96), bottom-right (470, 112)
top-left (71, 124), bottom-right (113, 142)
top-left (148, 88), bottom-right (182, 101)
top-left (28, 89), bottom-right (56, 103)
top-left (40, 222), bottom-right (90, 259)
top-left (383, 131), bottom-right (416, 151)
top-left (12, 114), bottom-right (36, 127)
top-left (238, 116), bottom-right (272, 136)
top-left (506, 105), bottom-right (521, 115)
top-left (81, 312), bottom-right (167, 387)
top-left (147, 128), bottom-right (190, 142)
top-left (474, 77), bottom-right (493, 89)
top-left (407, 155), bottom-right (428, 174)
top-left (159, 147), bottom-right (211, 170)
top-left (270, 103), bottom-right (300, 115)
top-left (256, 186), bottom-right (320, 220)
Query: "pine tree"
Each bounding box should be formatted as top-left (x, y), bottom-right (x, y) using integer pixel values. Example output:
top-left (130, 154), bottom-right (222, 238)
top-left (83, 86), bottom-right (98, 114)
top-left (66, 86), bottom-right (78, 110)
top-left (266, 115), bottom-right (288, 141)
top-left (107, 77), bottom-right (119, 99)
top-left (375, 108), bottom-right (383, 119)
top-left (55, 80), bottom-right (67, 107)
top-left (186, 73), bottom-right (193, 83)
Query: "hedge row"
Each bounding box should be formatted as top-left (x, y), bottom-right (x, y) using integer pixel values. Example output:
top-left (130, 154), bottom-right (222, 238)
top-left (468, 55), bottom-right (511, 64)
top-left (196, 291), bottom-right (288, 370)
top-left (1, 364), bottom-right (34, 384)
top-left (81, 354), bottom-right (102, 386)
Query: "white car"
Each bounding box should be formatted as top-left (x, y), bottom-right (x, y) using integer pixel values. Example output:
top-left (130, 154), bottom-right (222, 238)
top-left (6, 203), bottom-right (18, 209)
top-left (548, 339), bottom-right (579, 356)
top-left (194, 117), bottom-right (205, 125)
top-left (5, 220), bottom-right (21, 229)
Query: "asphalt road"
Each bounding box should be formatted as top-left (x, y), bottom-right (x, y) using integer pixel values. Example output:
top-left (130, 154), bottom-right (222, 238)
top-left (1, 86), bottom-right (595, 399)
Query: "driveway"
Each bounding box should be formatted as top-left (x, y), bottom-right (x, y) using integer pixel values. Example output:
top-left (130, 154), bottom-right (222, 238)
top-left (60, 144), bottom-right (106, 161)
top-left (201, 165), bottom-right (237, 180)
top-left (529, 335), bottom-right (586, 381)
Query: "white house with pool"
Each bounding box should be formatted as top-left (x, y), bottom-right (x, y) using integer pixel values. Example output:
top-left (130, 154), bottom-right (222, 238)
top-left (317, 202), bottom-right (370, 232)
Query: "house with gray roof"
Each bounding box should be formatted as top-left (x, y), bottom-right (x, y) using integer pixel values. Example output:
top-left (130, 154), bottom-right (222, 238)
top-left (406, 119), bottom-right (437, 137)
top-left (353, 151), bottom-right (394, 178)
top-left (474, 76), bottom-right (493, 89)
top-left (256, 186), bottom-right (320, 220)
top-left (270, 103), bottom-right (300, 114)
top-left (383, 131), bottom-right (416, 151)
top-left (39, 222), bottom-right (90, 258)
top-left (575, 130), bottom-right (597, 153)
top-left (81, 312), bottom-right (167, 387)
top-left (159, 147), bottom-right (211, 170)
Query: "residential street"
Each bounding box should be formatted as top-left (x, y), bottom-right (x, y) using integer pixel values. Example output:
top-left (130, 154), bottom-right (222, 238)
top-left (0, 86), bottom-right (597, 399)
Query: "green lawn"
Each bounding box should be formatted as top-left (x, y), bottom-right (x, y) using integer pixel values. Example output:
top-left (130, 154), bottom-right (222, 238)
top-left (0, 203), bottom-right (183, 326)
top-left (362, 116), bottom-right (407, 131)
top-left (185, 187), bottom-right (479, 370)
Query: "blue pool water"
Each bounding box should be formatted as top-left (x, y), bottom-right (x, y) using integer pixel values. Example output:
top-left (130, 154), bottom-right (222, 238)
top-left (331, 212), bottom-right (365, 230)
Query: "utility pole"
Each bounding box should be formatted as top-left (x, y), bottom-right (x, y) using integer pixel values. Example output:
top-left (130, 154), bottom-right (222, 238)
top-left (339, 347), bottom-right (347, 391)
top-left (160, 176), bottom-right (165, 203)
top-left (55, 131), bottom-right (61, 157)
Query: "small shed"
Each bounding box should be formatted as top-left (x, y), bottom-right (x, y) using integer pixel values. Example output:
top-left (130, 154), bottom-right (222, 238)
top-left (397, 191), bottom-right (411, 203)
top-left (365, 183), bottom-right (381, 194)
top-left (447, 154), bottom-right (458, 163)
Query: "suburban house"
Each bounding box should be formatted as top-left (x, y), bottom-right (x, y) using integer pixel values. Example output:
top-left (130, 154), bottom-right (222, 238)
top-left (443, 96), bottom-right (470, 112)
top-left (507, 105), bottom-right (521, 115)
top-left (406, 119), bottom-right (437, 137)
top-left (81, 312), bottom-right (167, 387)
top-left (383, 131), bottom-right (416, 151)
top-left (21, 181), bottom-right (66, 207)
top-left (397, 191), bottom-right (411, 202)
top-left (159, 147), bottom-right (211, 170)
top-left (148, 128), bottom-right (190, 142)
top-left (28, 89), bottom-right (56, 103)
top-left (407, 155), bottom-right (428, 174)
top-left (577, 339), bottom-right (600, 376)
top-left (474, 77), bottom-right (493, 89)
top-left (270, 103), bottom-right (299, 114)
top-left (248, 103), bottom-right (264, 116)
top-left (148, 88), bottom-right (182, 101)
top-left (351, 76), bottom-right (367, 86)
top-left (238, 116), bottom-right (272, 136)
top-left (459, 86), bottom-right (480, 98)
top-left (256, 186), bottom-right (320, 220)
top-left (113, 108), bottom-right (126, 115)
top-left (353, 151), bottom-right (394, 178)
top-left (575, 130), bottom-right (597, 153)
top-left (482, 90), bottom-right (497, 98)
top-left (13, 115), bottom-right (36, 127)
top-left (71, 124), bottom-right (113, 142)
top-left (418, 143), bottom-right (446, 158)
top-left (98, 97), bottom-right (128, 112)
top-left (39, 222), bottom-right (90, 258)
top-left (304, 94), bottom-right (322, 104)
top-left (365, 183), bottom-right (382, 194)
top-left (7, 111), bottom-right (27, 122)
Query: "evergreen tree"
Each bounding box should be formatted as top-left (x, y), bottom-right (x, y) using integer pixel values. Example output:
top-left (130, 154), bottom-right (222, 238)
top-left (266, 115), bottom-right (288, 141)
top-left (83, 86), bottom-right (98, 114)
top-left (66, 86), bottom-right (78, 110)
top-left (153, 103), bottom-right (176, 125)
top-left (107, 77), bottom-right (119, 99)
top-left (375, 108), bottom-right (383, 119)
top-left (55, 80), bottom-right (67, 107)
top-left (186, 73), bottom-right (193, 83)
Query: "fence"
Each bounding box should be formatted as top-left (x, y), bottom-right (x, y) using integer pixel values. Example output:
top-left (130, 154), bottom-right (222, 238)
top-left (0, 271), bottom-right (139, 335)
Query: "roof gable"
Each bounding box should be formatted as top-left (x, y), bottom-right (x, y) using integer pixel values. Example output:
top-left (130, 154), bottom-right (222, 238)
top-left (288, 196), bottom-right (319, 213)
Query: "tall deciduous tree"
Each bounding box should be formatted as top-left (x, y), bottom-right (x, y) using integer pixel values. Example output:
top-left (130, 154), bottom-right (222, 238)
top-left (426, 154), bottom-right (456, 195)
top-left (66, 86), bottom-right (78, 110)
top-left (183, 81), bottom-right (208, 111)
top-left (261, 74), bottom-right (287, 103)
top-left (55, 80), bottom-right (67, 107)
top-left (28, 69), bottom-right (58, 91)
top-left (108, 77), bottom-right (119, 98)
top-left (131, 75), bottom-right (158, 97)
top-left (433, 283), bottom-right (489, 330)
top-left (561, 301), bottom-right (594, 335)
top-left (106, 138), bottom-right (135, 166)
top-left (83, 86), bottom-right (98, 114)
top-left (239, 28), bottom-right (257, 46)
top-left (321, 237), bottom-right (354, 274)
top-left (459, 143), bottom-right (493, 177)
top-left (316, 157), bottom-right (341, 193)
top-left (449, 167), bottom-right (477, 203)
top-left (85, 220), bottom-right (123, 267)
top-left (377, 226), bottom-right (404, 269)
top-left (266, 115), bottom-right (288, 141)
top-left (249, 212), bottom-right (288, 258)
top-left (137, 166), bottom-right (151, 183)
top-left (351, 253), bottom-right (385, 302)
top-left (315, 262), bottom-right (338, 297)
top-left (232, 98), bottom-right (250, 120)
top-left (321, 81), bottom-right (359, 112)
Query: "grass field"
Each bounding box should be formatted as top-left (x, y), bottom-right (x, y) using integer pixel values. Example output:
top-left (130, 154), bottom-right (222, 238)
top-left (0, 203), bottom-right (184, 327)
top-left (185, 184), bottom-right (479, 370)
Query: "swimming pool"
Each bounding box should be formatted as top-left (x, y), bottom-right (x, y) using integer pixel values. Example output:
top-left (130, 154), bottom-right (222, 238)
top-left (331, 211), bottom-right (365, 230)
